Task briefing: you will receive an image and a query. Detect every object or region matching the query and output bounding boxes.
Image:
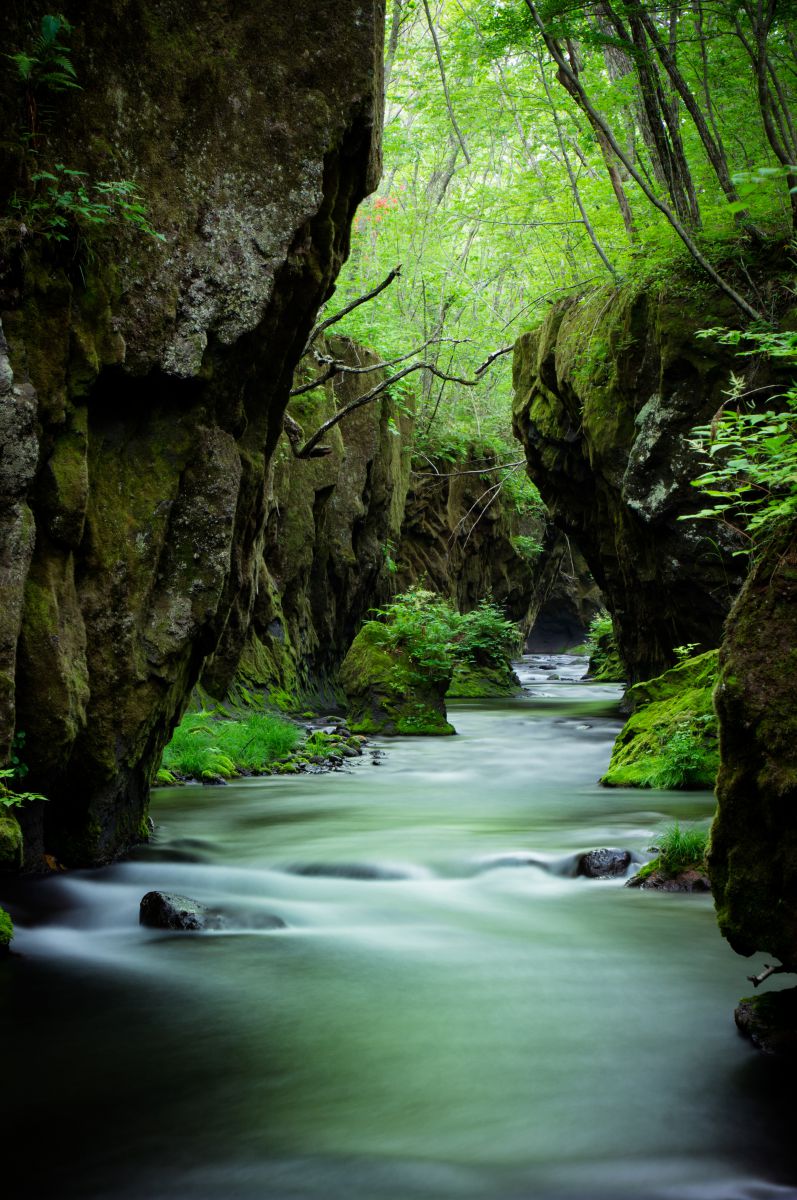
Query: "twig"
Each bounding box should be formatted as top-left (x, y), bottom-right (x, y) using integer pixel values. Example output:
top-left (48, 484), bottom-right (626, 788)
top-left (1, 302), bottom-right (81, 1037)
top-left (747, 962), bottom-right (786, 987)
top-left (303, 265), bottom-right (402, 354)
top-left (475, 344), bottom-right (515, 376)
top-left (422, 0), bottom-right (471, 163)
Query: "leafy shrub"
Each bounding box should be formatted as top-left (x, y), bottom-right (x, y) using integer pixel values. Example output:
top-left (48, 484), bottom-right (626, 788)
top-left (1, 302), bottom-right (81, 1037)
top-left (370, 587), bottom-right (521, 682)
top-left (647, 717), bottom-right (717, 789)
top-left (586, 611), bottom-right (625, 681)
top-left (12, 166), bottom-right (164, 244)
top-left (688, 329), bottom-right (797, 556)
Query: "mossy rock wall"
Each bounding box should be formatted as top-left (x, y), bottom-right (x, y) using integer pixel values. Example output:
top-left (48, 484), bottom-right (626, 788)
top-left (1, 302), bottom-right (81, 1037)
top-left (709, 527), bottom-right (797, 971)
top-left (511, 279), bottom-right (767, 681)
top-left (0, 2), bottom-right (384, 865)
top-left (340, 622), bottom-right (455, 736)
top-left (224, 336), bottom-right (413, 710)
top-left (602, 651), bottom-right (718, 788)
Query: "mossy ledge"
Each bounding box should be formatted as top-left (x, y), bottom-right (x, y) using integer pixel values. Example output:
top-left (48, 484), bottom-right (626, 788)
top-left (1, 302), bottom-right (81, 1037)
top-left (602, 651), bottom-right (718, 789)
top-left (0, 1), bottom-right (385, 866)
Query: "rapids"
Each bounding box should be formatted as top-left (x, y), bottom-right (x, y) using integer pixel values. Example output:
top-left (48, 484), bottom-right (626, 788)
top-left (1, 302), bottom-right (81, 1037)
top-left (2, 656), bottom-right (794, 1199)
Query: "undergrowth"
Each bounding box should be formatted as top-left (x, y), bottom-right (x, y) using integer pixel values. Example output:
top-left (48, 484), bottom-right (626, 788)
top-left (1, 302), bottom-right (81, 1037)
top-left (636, 821), bottom-right (710, 881)
top-left (159, 711), bottom-right (300, 782)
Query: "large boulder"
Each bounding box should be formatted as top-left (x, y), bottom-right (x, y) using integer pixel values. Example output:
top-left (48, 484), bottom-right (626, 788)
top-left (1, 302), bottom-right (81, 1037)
top-left (511, 283), bottom-right (771, 681)
top-left (340, 622), bottom-right (455, 736)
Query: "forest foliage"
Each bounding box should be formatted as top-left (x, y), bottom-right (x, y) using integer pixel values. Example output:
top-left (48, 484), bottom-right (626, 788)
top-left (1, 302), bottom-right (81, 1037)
top-left (322, 0), bottom-right (796, 466)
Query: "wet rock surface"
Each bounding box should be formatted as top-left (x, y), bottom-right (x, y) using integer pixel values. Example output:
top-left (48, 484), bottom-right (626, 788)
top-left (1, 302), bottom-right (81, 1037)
top-left (577, 848), bottom-right (632, 878)
top-left (0, 2), bottom-right (385, 867)
top-left (511, 286), bottom-right (759, 681)
top-left (735, 989), bottom-right (797, 1058)
top-left (626, 867), bottom-right (711, 892)
top-left (139, 891), bottom-right (224, 932)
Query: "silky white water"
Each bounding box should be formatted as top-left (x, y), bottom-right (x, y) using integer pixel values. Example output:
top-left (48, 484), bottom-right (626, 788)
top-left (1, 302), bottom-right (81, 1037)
top-left (2, 656), bottom-right (794, 1199)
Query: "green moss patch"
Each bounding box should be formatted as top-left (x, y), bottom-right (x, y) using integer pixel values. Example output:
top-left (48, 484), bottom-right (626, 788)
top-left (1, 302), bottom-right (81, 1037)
top-left (602, 651), bottom-right (719, 789)
top-left (0, 906), bottom-right (13, 951)
top-left (340, 622), bottom-right (455, 736)
top-left (447, 661), bottom-right (520, 698)
top-left (0, 815), bottom-right (24, 870)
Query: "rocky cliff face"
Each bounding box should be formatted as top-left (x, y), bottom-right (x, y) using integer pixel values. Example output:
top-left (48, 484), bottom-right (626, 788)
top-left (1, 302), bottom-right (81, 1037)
top-left (396, 452), bottom-right (542, 629)
top-left (710, 524), bottom-right (797, 973)
top-left (511, 282), bottom-right (754, 681)
top-left (226, 336), bottom-right (413, 710)
top-left (0, 1), bottom-right (384, 864)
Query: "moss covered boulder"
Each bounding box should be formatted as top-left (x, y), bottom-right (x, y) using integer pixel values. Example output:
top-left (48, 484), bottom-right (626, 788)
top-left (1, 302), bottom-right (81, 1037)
top-left (447, 660), bottom-right (520, 698)
top-left (601, 651), bottom-right (718, 789)
top-left (340, 622), bottom-right (455, 736)
top-left (0, 906), bottom-right (13, 954)
top-left (0, 814), bottom-right (23, 871)
top-left (710, 527), bottom-right (797, 971)
top-left (735, 990), bottom-right (797, 1058)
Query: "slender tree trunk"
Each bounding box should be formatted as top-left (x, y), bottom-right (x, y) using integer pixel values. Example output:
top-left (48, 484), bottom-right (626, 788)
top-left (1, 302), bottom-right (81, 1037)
top-left (524, 0), bottom-right (766, 324)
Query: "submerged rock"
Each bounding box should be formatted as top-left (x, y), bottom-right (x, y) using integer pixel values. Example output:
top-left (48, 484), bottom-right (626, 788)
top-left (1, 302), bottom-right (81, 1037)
top-left (577, 848), bottom-right (632, 878)
top-left (139, 891), bottom-right (224, 932)
top-left (735, 989), bottom-right (797, 1058)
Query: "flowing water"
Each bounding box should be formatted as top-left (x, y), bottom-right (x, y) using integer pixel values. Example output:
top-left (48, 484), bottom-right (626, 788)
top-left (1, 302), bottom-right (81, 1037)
top-left (2, 656), bottom-right (795, 1199)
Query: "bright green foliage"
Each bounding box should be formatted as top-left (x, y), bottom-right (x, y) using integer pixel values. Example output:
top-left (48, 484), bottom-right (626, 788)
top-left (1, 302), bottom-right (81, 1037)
top-left (0, 906), bottom-right (13, 950)
top-left (371, 588), bottom-right (521, 682)
top-left (160, 711), bottom-right (300, 782)
top-left (602, 651), bottom-right (719, 790)
top-left (586, 612), bottom-right (625, 682)
top-left (689, 329), bottom-right (797, 556)
top-left (323, 0), bottom-right (793, 457)
top-left (510, 534), bottom-right (543, 561)
top-left (635, 821), bottom-right (710, 882)
top-left (0, 767), bottom-right (47, 810)
top-left (12, 166), bottom-right (164, 243)
top-left (6, 13), bottom-right (79, 95)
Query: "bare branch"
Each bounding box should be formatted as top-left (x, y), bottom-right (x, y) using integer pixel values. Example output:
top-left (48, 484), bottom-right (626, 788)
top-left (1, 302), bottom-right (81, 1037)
top-left (475, 344), bottom-right (514, 376)
top-left (412, 459), bottom-right (526, 478)
top-left (747, 962), bottom-right (786, 987)
top-left (295, 359), bottom-right (480, 459)
top-left (289, 337), bottom-right (469, 397)
top-left (303, 265), bottom-right (402, 354)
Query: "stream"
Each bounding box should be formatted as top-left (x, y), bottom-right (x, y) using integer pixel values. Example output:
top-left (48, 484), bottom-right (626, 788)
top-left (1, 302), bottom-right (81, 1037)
top-left (2, 655), bottom-right (795, 1199)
